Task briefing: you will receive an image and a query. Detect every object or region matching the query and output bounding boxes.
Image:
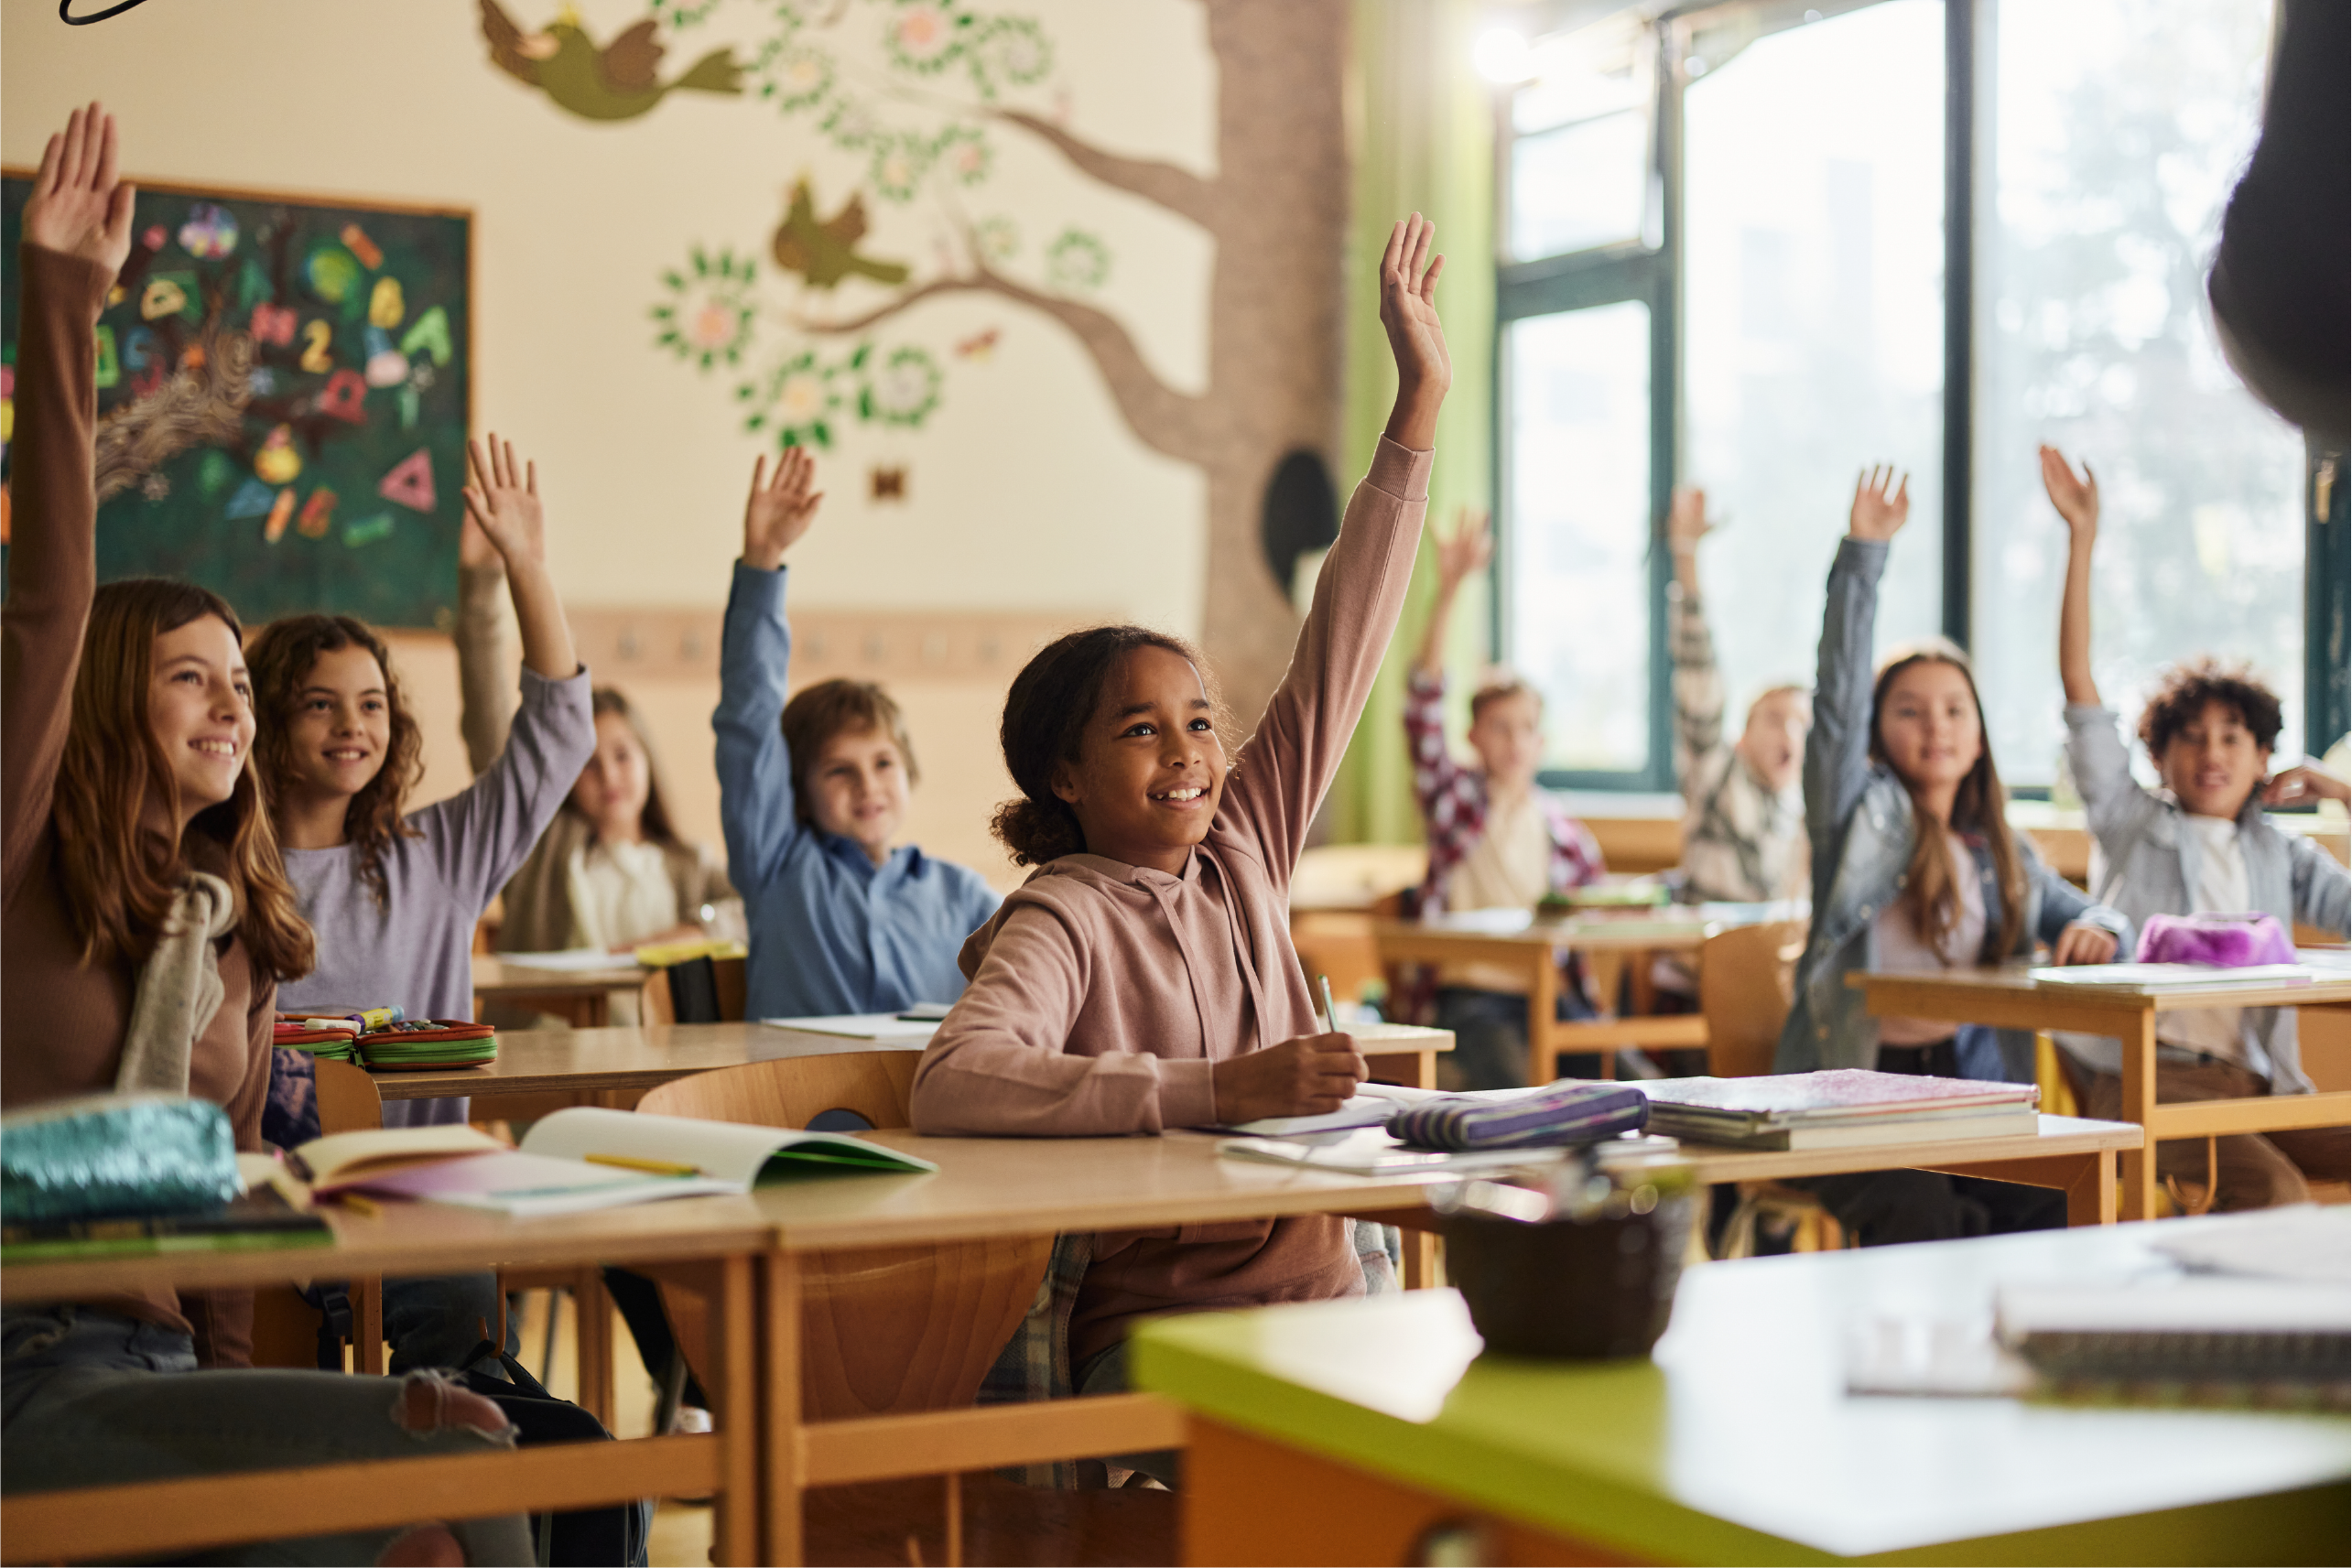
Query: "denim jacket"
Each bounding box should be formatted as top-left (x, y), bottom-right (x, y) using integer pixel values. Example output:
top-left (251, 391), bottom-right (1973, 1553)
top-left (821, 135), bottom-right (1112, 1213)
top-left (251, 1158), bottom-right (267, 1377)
top-left (2058, 703), bottom-right (2350, 1091)
top-left (1774, 540), bottom-right (2131, 1083)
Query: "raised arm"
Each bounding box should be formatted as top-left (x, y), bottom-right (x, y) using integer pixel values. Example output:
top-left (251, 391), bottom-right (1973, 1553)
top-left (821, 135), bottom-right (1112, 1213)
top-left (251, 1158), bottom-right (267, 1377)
top-left (2044, 446), bottom-right (2102, 708)
top-left (1221, 215), bottom-right (1447, 874)
top-left (463, 435), bottom-right (576, 682)
top-left (452, 520), bottom-right (519, 778)
top-left (1805, 467), bottom-right (1908, 850)
top-left (713, 449), bottom-right (824, 892)
top-left (3, 104), bottom-right (132, 908)
top-left (1665, 486), bottom-right (1727, 796)
top-left (1414, 508), bottom-right (1489, 680)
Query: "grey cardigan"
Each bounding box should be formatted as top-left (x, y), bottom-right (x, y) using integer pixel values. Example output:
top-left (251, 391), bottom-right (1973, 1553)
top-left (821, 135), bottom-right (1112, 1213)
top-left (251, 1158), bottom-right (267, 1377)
top-left (2059, 703), bottom-right (2350, 1090)
top-left (1775, 540), bottom-right (2130, 1083)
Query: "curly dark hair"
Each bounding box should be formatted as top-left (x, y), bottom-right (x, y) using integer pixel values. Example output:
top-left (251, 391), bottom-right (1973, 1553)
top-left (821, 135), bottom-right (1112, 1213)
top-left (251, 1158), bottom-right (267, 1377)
top-left (992, 625), bottom-right (1230, 867)
top-left (2137, 658), bottom-right (2283, 760)
top-left (245, 614), bottom-right (424, 907)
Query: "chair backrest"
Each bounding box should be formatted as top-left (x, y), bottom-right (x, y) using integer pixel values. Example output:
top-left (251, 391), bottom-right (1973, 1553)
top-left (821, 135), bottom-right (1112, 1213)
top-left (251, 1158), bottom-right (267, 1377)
top-left (314, 1057), bottom-right (385, 1134)
top-left (647, 955), bottom-right (749, 1025)
top-left (638, 1053), bottom-right (1049, 1421)
top-left (1697, 918), bottom-right (1806, 1078)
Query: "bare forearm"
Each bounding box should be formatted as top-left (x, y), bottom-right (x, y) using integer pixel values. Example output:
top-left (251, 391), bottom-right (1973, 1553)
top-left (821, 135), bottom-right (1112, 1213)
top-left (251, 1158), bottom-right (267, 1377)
top-left (1383, 377), bottom-right (1444, 452)
top-left (2058, 538), bottom-right (2099, 707)
top-left (1415, 579), bottom-right (1459, 678)
top-left (506, 560), bottom-right (577, 680)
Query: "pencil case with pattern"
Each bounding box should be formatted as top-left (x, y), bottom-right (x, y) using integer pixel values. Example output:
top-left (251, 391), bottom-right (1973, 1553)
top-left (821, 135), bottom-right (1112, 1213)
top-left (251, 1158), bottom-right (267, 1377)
top-left (356, 1022), bottom-right (498, 1071)
top-left (1388, 1080), bottom-right (1651, 1152)
top-left (0, 1094), bottom-right (242, 1225)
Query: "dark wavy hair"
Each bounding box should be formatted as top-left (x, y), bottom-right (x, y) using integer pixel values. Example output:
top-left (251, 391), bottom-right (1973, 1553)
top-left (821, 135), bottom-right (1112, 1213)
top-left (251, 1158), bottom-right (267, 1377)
top-left (53, 578), bottom-right (315, 983)
top-left (1869, 638), bottom-right (2025, 962)
top-left (2138, 657), bottom-right (2283, 762)
top-left (245, 614), bottom-right (424, 907)
top-left (992, 625), bottom-right (1230, 867)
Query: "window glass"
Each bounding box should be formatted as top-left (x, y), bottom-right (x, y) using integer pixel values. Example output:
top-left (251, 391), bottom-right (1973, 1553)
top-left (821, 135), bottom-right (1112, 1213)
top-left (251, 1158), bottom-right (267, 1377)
top-left (1972, 0), bottom-right (2301, 784)
top-left (1681, 3), bottom-right (1947, 717)
top-left (1504, 299), bottom-right (1653, 775)
top-left (1510, 113), bottom-right (1650, 260)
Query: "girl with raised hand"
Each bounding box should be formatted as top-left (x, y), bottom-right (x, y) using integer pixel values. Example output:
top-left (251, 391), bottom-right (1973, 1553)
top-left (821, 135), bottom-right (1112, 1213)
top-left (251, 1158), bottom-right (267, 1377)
top-left (909, 215), bottom-right (1452, 1438)
top-left (0, 102), bottom-right (529, 1567)
top-left (1775, 465), bottom-right (2130, 1246)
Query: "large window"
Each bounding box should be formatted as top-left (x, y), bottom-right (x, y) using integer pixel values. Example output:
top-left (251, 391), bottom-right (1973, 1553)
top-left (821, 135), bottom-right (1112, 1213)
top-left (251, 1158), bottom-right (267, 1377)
top-left (1970, 0), bottom-right (2302, 783)
top-left (1493, 0), bottom-right (2318, 793)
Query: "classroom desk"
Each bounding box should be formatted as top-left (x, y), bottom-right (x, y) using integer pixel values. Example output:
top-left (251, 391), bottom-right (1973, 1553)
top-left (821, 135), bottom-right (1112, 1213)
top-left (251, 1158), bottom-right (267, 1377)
top-left (0, 1195), bottom-right (775, 1567)
top-left (1849, 965), bottom-right (2352, 1221)
top-left (1373, 905), bottom-right (1800, 1082)
top-left (470, 952), bottom-right (649, 1028)
top-left (1132, 1214), bottom-right (2352, 1566)
top-left (372, 1020), bottom-right (1458, 1108)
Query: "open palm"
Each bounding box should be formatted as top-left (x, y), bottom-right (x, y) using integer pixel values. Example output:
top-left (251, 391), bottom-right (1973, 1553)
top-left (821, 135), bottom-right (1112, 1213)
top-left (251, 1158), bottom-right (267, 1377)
top-left (2040, 445), bottom-right (2098, 541)
top-left (1379, 213), bottom-right (1451, 396)
top-left (462, 435), bottom-right (547, 573)
top-left (1848, 464), bottom-right (1911, 543)
top-left (742, 448), bottom-right (824, 570)
top-left (1436, 507), bottom-right (1491, 588)
top-left (23, 103), bottom-right (135, 276)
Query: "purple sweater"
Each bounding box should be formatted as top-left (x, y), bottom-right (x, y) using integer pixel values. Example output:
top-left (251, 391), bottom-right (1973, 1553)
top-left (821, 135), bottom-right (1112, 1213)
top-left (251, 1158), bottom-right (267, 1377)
top-left (280, 664), bottom-right (594, 1125)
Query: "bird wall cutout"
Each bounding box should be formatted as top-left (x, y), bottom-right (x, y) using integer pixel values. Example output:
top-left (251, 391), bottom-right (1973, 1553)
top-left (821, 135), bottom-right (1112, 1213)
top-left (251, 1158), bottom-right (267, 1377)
top-left (482, 0), bottom-right (742, 122)
top-left (771, 178), bottom-right (912, 291)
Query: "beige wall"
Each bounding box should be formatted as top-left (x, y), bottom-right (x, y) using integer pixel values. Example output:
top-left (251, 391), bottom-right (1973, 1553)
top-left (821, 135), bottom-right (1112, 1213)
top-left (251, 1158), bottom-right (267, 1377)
top-left (4, 0), bottom-right (1219, 887)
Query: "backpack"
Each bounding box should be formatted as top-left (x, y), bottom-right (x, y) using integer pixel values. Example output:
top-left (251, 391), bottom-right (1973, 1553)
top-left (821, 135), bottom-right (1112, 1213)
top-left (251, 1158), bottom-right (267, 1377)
top-left (455, 1340), bottom-right (652, 1567)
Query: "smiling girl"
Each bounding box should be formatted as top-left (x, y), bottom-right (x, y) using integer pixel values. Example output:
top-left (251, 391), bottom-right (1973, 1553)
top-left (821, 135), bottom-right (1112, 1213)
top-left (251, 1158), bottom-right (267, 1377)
top-left (1775, 466), bottom-right (2130, 1244)
top-left (712, 446), bottom-right (1001, 1022)
top-left (0, 103), bottom-right (528, 1566)
top-left (908, 215), bottom-right (1452, 1420)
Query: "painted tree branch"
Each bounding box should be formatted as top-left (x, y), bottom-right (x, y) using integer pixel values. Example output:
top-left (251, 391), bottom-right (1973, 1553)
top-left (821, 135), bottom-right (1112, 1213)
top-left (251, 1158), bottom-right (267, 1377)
top-left (989, 108), bottom-right (1223, 233)
top-left (792, 266), bottom-right (1217, 466)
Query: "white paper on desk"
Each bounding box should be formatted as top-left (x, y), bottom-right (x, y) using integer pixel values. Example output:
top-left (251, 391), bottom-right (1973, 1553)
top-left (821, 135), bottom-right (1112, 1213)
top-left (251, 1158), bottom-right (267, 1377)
top-left (1217, 1081), bottom-right (1521, 1138)
top-left (760, 1012), bottom-right (940, 1042)
top-left (2025, 962), bottom-right (2320, 991)
top-left (496, 948), bottom-right (640, 973)
top-left (2151, 1206), bottom-right (2352, 1285)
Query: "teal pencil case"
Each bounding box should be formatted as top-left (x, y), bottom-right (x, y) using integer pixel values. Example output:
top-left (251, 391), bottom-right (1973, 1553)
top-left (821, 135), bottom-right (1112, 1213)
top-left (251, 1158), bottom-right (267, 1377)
top-left (0, 1094), bottom-right (241, 1226)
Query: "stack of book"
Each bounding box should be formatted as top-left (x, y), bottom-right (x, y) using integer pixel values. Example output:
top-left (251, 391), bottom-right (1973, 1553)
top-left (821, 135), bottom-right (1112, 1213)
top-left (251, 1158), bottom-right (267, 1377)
top-left (1632, 1070), bottom-right (2040, 1151)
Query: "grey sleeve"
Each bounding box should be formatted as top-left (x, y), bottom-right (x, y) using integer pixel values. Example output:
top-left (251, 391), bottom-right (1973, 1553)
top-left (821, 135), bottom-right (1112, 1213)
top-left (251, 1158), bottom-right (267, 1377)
top-left (2289, 835), bottom-right (2352, 935)
top-left (2063, 703), bottom-right (2159, 856)
top-left (1805, 538), bottom-right (1886, 858)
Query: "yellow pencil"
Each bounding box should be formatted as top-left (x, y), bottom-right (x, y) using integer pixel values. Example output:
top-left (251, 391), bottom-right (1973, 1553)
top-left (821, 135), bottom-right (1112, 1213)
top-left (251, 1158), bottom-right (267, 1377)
top-left (338, 1193), bottom-right (382, 1219)
top-left (583, 1153), bottom-right (704, 1177)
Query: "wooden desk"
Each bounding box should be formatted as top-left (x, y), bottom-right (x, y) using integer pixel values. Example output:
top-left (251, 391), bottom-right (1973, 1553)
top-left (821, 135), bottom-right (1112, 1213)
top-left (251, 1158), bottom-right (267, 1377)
top-left (1850, 966), bottom-right (2352, 1220)
top-left (1133, 1216), bottom-right (2352, 1565)
top-left (1373, 905), bottom-right (1799, 1082)
top-left (376, 1020), bottom-right (1456, 1108)
top-left (470, 953), bottom-right (648, 1028)
top-left (0, 1195), bottom-right (774, 1567)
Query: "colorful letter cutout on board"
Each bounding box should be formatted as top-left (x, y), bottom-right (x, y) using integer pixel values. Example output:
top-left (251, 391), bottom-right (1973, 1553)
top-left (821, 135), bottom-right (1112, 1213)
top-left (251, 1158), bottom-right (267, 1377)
top-left (377, 448), bottom-right (436, 513)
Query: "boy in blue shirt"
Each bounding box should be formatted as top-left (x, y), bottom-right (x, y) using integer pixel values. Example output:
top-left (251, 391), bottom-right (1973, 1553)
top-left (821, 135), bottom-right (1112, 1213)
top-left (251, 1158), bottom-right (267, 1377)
top-left (2046, 445), bottom-right (2349, 1210)
top-left (715, 449), bottom-right (1002, 1020)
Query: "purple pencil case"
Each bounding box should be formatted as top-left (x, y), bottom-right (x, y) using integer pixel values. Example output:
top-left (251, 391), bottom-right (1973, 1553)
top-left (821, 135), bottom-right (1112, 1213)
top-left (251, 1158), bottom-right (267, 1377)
top-left (2133, 912), bottom-right (2295, 968)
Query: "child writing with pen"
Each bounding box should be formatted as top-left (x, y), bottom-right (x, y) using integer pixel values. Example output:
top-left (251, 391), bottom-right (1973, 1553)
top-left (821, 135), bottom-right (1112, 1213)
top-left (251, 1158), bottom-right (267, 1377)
top-left (909, 216), bottom-right (1454, 1465)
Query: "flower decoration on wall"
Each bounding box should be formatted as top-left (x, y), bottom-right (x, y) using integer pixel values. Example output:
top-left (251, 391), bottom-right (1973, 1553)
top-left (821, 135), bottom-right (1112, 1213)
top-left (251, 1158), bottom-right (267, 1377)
top-left (858, 344), bottom-right (943, 427)
top-left (742, 348), bottom-right (840, 448)
top-left (652, 244), bottom-right (759, 370)
top-left (1045, 228), bottom-right (1111, 291)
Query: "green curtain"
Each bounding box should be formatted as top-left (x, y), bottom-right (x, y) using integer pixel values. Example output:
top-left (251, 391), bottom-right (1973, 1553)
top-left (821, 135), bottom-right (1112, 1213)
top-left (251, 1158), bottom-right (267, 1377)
top-left (1324, 0), bottom-right (1498, 846)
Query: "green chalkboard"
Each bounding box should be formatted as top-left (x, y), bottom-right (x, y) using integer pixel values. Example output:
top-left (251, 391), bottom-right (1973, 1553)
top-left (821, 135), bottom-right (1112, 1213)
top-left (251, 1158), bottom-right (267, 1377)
top-left (1, 175), bottom-right (471, 628)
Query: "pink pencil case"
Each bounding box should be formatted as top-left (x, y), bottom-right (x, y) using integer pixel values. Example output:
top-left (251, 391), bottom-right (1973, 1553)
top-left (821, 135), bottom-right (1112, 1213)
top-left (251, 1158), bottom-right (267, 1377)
top-left (2133, 913), bottom-right (2295, 968)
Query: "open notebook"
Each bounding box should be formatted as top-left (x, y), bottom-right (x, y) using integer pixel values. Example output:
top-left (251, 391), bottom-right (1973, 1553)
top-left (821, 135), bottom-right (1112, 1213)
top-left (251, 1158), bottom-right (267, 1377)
top-left (299, 1108), bottom-right (935, 1217)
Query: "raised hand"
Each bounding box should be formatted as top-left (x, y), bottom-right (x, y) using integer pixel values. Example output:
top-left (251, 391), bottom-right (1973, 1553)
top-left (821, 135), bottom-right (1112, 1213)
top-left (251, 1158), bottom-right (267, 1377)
top-left (742, 447), bottom-right (824, 571)
top-left (461, 434), bottom-right (547, 573)
top-left (1848, 464), bottom-right (1911, 543)
top-left (2263, 763), bottom-right (2350, 808)
top-left (1436, 507), bottom-right (1492, 592)
top-left (1666, 485), bottom-right (1713, 590)
top-left (1379, 213), bottom-right (1451, 449)
top-left (2040, 445), bottom-right (2099, 544)
top-left (23, 103), bottom-right (135, 277)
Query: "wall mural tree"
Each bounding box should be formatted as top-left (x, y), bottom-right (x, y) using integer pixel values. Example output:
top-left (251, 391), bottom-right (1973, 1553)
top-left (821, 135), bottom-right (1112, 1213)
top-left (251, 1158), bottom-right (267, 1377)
top-left (482, 0), bottom-right (1352, 718)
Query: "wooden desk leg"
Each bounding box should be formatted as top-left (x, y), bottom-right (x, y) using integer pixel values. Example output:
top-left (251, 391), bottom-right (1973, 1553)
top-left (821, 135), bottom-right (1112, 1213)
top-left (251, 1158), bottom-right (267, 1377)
top-left (2122, 1009), bottom-right (2159, 1221)
top-left (709, 1252), bottom-right (760, 1568)
top-left (764, 1250), bottom-right (806, 1567)
top-left (1411, 1048), bottom-right (1435, 1090)
top-left (2080, 1149), bottom-right (2118, 1227)
top-left (355, 1276), bottom-right (385, 1374)
top-left (1917, 1151), bottom-right (2117, 1227)
top-left (1530, 956), bottom-right (1557, 1087)
top-left (572, 1267), bottom-right (613, 1431)
top-left (1400, 1231), bottom-right (1444, 1290)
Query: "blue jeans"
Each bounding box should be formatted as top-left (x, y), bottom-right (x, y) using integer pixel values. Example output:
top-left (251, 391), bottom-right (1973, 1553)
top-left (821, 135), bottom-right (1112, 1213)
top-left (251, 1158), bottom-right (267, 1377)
top-left (2, 1307), bottom-right (533, 1564)
top-left (1432, 986), bottom-right (1596, 1090)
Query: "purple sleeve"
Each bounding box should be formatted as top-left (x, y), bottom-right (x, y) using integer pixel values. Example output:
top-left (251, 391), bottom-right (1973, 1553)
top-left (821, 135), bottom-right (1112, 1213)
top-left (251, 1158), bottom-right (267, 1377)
top-left (413, 664), bottom-right (595, 914)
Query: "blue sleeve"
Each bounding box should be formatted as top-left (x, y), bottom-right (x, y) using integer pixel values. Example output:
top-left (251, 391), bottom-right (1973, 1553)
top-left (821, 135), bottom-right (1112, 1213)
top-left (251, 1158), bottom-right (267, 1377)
top-left (416, 665), bottom-right (596, 914)
top-left (713, 561), bottom-right (803, 894)
top-left (962, 870), bottom-right (1004, 938)
top-left (1805, 539), bottom-right (1886, 879)
top-left (2289, 835), bottom-right (2351, 935)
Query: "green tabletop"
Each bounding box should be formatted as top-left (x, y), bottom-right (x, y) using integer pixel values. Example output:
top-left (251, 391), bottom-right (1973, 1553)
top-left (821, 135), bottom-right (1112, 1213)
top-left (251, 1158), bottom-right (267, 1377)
top-left (1132, 1215), bottom-right (2350, 1564)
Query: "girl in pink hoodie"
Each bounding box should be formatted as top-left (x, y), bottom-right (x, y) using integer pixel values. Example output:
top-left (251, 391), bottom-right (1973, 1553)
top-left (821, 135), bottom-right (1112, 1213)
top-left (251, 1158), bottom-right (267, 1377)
top-left (912, 215), bottom-right (1452, 1395)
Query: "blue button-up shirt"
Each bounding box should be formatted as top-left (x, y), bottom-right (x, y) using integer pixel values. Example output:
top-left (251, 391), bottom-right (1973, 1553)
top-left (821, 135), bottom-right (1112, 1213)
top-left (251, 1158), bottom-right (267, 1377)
top-left (715, 562), bottom-right (1002, 1021)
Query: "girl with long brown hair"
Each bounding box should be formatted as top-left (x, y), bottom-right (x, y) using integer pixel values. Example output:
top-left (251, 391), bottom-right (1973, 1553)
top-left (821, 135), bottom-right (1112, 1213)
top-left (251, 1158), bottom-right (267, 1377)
top-left (0, 103), bottom-right (529, 1567)
top-left (1774, 465), bottom-right (2130, 1246)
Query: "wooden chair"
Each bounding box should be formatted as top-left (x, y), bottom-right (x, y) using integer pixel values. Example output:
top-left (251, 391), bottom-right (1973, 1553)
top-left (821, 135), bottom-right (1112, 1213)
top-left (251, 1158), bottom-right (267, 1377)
top-left (1695, 919), bottom-right (1843, 1255)
top-left (637, 1054), bottom-right (1174, 1566)
top-left (641, 953), bottom-right (748, 1025)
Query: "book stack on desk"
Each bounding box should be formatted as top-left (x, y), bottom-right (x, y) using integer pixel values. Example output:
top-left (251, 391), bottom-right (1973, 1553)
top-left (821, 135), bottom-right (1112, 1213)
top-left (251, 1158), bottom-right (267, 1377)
top-left (1632, 1070), bottom-right (2040, 1151)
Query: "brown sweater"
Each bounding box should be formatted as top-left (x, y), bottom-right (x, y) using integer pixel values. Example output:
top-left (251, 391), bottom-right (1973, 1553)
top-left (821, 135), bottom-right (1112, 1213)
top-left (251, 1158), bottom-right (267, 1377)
top-left (910, 438), bottom-right (1432, 1364)
top-left (0, 243), bottom-right (272, 1364)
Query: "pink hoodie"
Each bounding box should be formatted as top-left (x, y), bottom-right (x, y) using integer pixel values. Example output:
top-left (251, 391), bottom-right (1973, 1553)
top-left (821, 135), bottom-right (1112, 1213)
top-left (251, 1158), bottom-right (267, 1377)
top-left (911, 438), bottom-right (1432, 1362)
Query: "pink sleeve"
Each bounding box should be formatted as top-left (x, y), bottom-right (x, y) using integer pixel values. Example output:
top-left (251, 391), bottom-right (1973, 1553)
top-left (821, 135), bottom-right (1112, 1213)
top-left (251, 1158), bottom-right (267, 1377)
top-left (1217, 438), bottom-right (1433, 890)
top-left (907, 903), bottom-right (1219, 1136)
